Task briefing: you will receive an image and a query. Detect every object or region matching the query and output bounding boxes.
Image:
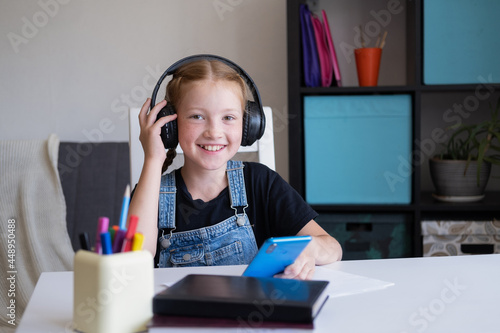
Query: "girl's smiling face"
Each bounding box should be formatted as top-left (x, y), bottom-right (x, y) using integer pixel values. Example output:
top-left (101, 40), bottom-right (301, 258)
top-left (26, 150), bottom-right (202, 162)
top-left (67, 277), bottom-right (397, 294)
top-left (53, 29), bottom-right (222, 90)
top-left (176, 79), bottom-right (244, 172)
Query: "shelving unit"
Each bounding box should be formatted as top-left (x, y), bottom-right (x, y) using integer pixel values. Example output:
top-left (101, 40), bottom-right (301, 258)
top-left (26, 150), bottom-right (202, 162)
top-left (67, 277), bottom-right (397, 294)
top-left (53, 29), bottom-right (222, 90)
top-left (287, 0), bottom-right (500, 258)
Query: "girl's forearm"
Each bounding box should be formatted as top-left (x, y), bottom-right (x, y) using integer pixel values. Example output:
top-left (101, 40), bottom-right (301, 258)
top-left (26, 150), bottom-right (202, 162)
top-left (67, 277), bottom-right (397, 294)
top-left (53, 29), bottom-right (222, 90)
top-left (127, 158), bottom-right (163, 256)
top-left (309, 234), bottom-right (343, 265)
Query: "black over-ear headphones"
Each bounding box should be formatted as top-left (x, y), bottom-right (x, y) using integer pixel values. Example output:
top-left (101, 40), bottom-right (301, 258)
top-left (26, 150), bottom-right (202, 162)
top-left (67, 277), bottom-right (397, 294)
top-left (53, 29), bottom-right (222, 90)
top-left (151, 54), bottom-right (266, 149)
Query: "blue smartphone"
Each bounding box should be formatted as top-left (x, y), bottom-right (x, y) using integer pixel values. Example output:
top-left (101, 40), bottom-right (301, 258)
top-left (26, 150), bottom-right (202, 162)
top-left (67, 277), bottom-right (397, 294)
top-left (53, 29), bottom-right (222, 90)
top-left (242, 236), bottom-right (312, 278)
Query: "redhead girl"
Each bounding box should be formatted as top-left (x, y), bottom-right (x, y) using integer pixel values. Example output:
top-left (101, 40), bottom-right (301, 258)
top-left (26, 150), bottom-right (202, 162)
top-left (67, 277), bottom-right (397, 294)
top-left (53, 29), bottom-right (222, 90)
top-left (128, 56), bottom-right (342, 280)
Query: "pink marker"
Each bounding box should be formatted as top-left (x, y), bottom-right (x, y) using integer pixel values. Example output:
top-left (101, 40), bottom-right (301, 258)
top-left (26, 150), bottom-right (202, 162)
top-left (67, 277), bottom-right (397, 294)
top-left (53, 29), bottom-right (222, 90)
top-left (95, 217), bottom-right (109, 254)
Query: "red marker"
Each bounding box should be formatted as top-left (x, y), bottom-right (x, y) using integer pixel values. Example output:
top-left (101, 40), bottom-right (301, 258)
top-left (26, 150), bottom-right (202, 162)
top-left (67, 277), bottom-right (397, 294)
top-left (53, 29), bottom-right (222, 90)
top-left (122, 215), bottom-right (138, 252)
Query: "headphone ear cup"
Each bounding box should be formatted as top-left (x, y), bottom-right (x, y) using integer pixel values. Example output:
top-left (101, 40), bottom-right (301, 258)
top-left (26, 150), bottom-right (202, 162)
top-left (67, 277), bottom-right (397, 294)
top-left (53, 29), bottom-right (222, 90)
top-left (156, 102), bottom-right (178, 149)
top-left (241, 101), bottom-right (265, 146)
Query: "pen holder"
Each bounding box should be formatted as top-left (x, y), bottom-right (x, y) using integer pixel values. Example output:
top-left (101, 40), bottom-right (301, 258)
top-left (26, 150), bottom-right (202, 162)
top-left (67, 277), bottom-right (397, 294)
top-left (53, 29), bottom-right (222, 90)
top-left (73, 250), bottom-right (154, 333)
top-left (354, 47), bottom-right (382, 87)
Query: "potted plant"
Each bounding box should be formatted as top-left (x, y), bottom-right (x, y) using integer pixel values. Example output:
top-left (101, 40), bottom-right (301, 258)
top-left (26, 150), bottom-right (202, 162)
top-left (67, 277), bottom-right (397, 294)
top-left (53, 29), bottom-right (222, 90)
top-left (430, 98), bottom-right (500, 202)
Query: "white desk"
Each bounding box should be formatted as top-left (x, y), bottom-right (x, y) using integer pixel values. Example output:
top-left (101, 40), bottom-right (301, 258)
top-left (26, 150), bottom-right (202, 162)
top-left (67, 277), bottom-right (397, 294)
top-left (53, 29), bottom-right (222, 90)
top-left (17, 254), bottom-right (500, 332)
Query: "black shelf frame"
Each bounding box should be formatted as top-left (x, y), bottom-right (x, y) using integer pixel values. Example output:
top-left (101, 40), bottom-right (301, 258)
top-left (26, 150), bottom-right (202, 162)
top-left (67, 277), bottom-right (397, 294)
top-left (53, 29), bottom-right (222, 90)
top-left (287, 0), bottom-right (500, 258)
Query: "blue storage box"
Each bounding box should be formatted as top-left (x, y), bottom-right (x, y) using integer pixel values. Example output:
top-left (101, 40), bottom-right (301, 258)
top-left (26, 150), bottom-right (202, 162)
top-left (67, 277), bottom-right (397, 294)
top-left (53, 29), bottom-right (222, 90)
top-left (304, 95), bottom-right (412, 204)
top-left (423, 0), bottom-right (500, 84)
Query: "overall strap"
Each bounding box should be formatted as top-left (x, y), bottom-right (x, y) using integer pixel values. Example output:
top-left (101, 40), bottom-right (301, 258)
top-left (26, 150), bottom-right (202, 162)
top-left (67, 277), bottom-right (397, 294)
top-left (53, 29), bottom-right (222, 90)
top-left (159, 171), bottom-right (176, 229)
top-left (226, 160), bottom-right (248, 209)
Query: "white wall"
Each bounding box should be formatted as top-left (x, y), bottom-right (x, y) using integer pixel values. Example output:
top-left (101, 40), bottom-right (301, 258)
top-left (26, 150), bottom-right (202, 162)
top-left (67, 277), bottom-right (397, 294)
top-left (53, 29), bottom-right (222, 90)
top-left (0, 0), bottom-right (289, 179)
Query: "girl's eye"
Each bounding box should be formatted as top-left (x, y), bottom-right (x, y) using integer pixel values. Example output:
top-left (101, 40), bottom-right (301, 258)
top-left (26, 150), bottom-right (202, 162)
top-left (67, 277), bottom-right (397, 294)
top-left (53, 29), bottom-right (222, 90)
top-left (191, 114), bottom-right (203, 120)
top-left (223, 115), bottom-right (235, 121)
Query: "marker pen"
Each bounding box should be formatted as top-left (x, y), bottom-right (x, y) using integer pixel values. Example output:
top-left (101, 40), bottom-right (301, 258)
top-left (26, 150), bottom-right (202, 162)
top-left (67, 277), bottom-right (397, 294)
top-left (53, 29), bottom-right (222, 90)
top-left (112, 229), bottom-right (126, 253)
top-left (122, 215), bottom-right (139, 252)
top-left (95, 217), bottom-right (109, 254)
top-left (131, 232), bottom-right (144, 251)
top-left (79, 232), bottom-right (90, 251)
top-left (100, 232), bottom-right (113, 255)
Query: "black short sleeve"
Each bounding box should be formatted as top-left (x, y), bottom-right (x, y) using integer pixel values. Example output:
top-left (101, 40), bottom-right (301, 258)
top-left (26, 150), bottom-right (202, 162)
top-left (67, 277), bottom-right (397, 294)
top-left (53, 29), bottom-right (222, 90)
top-left (243, 162), bottom-right (318, 246)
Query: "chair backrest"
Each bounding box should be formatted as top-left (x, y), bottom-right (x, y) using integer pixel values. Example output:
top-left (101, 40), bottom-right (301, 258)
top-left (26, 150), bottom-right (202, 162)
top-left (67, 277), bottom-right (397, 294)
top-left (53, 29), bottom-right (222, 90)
top-left (129, 106), bottom-right (275, 187)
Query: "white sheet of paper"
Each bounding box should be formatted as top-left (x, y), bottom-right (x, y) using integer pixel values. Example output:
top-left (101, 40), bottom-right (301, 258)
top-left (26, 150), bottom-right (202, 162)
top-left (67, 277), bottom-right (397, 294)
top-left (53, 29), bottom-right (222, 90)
top-left (313, 266), bottom-right (394, 298)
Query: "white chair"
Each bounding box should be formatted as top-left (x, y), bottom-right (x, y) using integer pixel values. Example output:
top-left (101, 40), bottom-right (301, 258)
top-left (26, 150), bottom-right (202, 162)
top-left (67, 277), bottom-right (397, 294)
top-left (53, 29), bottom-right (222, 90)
top-left (128, 106), bottom-right (275, 187)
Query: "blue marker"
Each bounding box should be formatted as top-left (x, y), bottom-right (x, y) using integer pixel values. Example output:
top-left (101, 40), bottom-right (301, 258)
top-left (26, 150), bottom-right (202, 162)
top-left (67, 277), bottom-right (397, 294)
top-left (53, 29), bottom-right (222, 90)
top-left (100, 232), bottom-right (113, 255)
top-left (118, 184), bottom-right (131, 230)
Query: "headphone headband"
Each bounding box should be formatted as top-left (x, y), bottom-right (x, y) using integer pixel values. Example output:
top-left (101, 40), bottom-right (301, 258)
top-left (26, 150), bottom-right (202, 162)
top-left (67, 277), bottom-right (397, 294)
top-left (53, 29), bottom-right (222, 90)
top-left (151, 54), bottom-right (263, 113)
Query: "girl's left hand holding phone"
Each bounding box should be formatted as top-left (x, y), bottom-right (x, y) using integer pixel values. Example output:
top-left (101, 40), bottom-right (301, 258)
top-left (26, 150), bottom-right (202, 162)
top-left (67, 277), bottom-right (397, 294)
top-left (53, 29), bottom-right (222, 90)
top-left (276, 246), bottom-right (316, 280)
top-left (277, 221), bottom-right (342, 280)
top-left (275, 230), bottom-right (342, 280)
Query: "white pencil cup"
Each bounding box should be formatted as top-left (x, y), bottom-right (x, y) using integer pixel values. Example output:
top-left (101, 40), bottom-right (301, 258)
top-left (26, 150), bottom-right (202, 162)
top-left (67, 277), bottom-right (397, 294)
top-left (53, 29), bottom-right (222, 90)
top-left (73, 250), bottom-right (154, 333)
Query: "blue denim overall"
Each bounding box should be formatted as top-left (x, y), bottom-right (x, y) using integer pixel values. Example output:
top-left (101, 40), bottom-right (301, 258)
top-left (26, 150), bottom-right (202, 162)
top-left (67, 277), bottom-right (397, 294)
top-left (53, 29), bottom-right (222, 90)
top-left (157, 160), bottom-right (258, 268)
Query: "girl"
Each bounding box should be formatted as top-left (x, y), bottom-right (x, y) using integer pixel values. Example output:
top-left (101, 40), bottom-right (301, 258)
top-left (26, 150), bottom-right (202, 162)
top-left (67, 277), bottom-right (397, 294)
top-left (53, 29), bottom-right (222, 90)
top-left (128, 56), bottom-right (342, 280)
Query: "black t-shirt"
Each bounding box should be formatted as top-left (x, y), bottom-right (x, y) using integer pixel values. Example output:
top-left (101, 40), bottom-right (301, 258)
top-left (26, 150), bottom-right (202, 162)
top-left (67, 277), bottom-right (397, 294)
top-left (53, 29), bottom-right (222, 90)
top-left (132, 162), bottom-right (318, 266)
top-left (170, 162), bottom-right (318, 247)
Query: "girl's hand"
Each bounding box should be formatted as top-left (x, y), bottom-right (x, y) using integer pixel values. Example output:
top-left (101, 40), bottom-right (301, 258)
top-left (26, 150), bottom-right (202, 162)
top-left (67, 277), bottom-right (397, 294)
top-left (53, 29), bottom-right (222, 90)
top-left (275, 221), bottom-right (342, 280)
top-left (138, 98), bottom-right (177, 163)
top-left (275, 246), bottom-right (316, 280)
top-left (273, 225), bottom-right (343, 280)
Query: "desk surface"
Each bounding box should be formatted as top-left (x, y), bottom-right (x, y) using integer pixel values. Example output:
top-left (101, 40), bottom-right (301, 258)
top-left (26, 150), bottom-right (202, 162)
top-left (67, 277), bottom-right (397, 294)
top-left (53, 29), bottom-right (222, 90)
top-left (17, 254), bottom-right (500, 333)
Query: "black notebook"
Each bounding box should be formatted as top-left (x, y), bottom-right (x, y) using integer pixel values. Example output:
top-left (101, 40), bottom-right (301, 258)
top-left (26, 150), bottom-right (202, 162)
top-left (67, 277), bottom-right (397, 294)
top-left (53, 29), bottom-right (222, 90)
top-left (152, 274), bottom-right (329, 324)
